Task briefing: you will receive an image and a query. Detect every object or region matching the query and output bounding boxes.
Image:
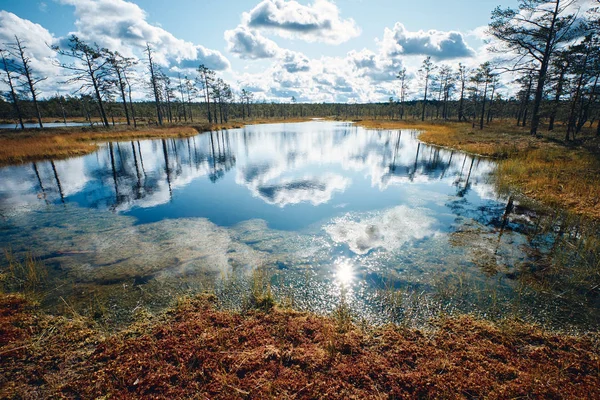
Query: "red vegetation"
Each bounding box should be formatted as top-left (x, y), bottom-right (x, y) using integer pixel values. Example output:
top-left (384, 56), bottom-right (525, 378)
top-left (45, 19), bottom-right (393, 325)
top-left (1, 294), bottom-right (599, 399)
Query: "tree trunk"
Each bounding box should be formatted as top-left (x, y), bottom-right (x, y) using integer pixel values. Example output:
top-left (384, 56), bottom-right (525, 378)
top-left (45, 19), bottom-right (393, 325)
top-left (548, 62), bottom-right (568, 131)
top-left (1, 51), bottom-right (25, 129)
top-left (15, 37), bottom-right (43, 128)
top-left (529, 0), bottom-right (560, 136)
top-left (421, 75), bottom-right (429, 122)
top-left (116, 69), bottom-right (130, 126)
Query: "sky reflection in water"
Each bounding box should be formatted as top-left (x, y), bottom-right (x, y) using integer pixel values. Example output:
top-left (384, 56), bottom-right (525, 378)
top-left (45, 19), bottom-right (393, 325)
top-left (3, 121), bottom-right (581, 327)
top-left (0, 121), bottom-right (496, 230)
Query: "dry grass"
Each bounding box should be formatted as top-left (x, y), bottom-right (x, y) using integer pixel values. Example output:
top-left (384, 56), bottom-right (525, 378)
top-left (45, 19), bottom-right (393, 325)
top-left (0, 118), bottom-right (312, 166)
top-left (1, 293), bottom-right (599, 399)
top-left (354, 118), bottom-right (600, 219)
top-left (0, 126), bottom-right (200, 166)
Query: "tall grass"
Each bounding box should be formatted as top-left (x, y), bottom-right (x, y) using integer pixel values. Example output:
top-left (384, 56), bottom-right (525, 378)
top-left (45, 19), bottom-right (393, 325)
top-left (1, 249), bottom-right (48, 295)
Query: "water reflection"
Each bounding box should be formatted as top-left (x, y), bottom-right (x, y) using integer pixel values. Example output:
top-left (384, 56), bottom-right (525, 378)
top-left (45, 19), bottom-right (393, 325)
top-left (2, 121), bottom-right (596, 330)
top-left (335, 258), bottom-right (354, 285)
top-left (0, 122), bottom-right (495, 228)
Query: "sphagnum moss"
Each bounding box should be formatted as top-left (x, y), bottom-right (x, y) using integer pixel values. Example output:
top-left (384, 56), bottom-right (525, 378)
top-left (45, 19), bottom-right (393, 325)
top-left (2, 293), bottom-right (599, 399)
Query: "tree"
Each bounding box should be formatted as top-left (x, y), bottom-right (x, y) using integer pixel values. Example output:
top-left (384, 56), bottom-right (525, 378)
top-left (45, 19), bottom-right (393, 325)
top-left (53, 35), bottom-right (111, 127)
top-left (473, 62), bottom-right (495, 129)
top-left (396, 68), bottom-right (409, 119)
top-left (489, 0), bottom-right (584, 136)
top-left (418, 56), bottom-right (435, 121)
top-left (241, 88), bottom-right (253, 119)
top-left (184, 75), bottom-right (198, 122)
top-left (457, 63), bottom-right (469, 122)
top-left (197, 64), bottom-right (215, 123)
top-left (145, 43), bottom-right (163, 125)
top-left (437, 65), bottom-right (454, 120)
top-left (0, 48), bottom-right (24, 128)
top-left (106, 50), bottom-right (136, 126)
top-left (159, 71), bottom-right (175, 123)
top-left (547, 50), bottom-right (571, 131)
top-left (8, 36), bottom-right (46, 128)
top-left (177, 73), bottom-right (187, 122)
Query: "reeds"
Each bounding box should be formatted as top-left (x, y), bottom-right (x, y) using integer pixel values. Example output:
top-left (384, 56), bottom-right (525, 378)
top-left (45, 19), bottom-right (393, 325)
top-left (2, 249), bottom-right (47, 294)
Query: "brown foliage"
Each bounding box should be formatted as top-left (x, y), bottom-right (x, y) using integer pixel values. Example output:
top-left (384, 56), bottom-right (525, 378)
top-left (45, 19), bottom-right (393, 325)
top-left (2, 294), bottom-right (599, 399)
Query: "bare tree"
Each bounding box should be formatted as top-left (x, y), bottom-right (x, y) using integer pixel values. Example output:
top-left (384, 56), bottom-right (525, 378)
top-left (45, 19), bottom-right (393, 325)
top-left (145, 43), bottom-right (162, 125)
top-left (0, 48), bottom-right (24, 128)
top-left (106, 50), bottom-right (136, 126)
top-left (396, 68), bottom-right (409, 120)
top-left (53, 35), bottom-right (111, 127)
top-left (8, 36), bottom-right (46, 128)
top-left (419, 56), bottom-right (436, 121)
top-left (197, 64), bottom-right (215, 123)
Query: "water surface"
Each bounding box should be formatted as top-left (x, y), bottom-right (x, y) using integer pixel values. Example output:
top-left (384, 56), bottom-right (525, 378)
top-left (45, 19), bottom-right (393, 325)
top-left (0, 121), bottom-right (597, 329)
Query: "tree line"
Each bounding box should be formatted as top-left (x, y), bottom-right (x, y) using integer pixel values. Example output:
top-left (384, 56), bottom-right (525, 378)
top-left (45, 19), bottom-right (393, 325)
top-left (0, 0), bottom-right (598, 138)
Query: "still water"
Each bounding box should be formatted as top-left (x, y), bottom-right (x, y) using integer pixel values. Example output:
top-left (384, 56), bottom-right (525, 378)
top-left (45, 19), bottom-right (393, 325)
top-left (0, 121), bottom-right (597, 329)
top-left (0, 122), bottom-right (94, 129)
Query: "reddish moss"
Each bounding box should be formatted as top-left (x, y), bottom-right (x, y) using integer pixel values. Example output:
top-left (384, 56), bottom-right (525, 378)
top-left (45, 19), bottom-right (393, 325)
top-left (1, 294), bottom-right (599, 399)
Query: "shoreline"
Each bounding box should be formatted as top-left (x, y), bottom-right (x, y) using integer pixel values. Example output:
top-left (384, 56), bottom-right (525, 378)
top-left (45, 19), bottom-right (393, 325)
top-left (350, 119), bottom-right (600, 220)
top-left (0, 118), bottom-right (312, 167)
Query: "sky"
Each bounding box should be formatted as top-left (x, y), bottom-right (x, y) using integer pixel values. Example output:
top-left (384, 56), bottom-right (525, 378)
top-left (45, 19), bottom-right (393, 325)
top-left (0, 0), bottom-right (592, 103)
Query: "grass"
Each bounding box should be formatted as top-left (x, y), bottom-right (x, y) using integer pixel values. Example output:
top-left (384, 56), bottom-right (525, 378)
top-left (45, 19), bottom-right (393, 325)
top-left (352, 118), bottom-right (600, 219)
top-left (1, 292), bottom-right (599, 399)
top-left (1, 249), bottom-right (47, 295)
top-left (0, 117), bottom-right (312, 166)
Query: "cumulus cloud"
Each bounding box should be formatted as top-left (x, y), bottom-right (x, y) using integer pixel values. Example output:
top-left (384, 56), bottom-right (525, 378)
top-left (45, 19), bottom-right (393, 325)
top-left (242, 0), bottom-right (360, 44)
top-left (325, 206), bottom-right (437, 255)
top-left (280, 50), bottom-right (310, 73)
top-left (0, 11), bottom-right (62, 92)
top-left (380, 23), bottom-right (475, 60)
top-left (224, 25), bottom-right (281, 59)
top-left (252, 174), bottom-right (351, 207)
top-left (58, 0), bottom-right (230, 70)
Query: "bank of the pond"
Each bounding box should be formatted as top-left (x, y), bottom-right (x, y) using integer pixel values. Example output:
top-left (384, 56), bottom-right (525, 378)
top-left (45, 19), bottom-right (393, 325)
top-left (0, 118), bottom-right (311, 166)
top-left (352, 119), bottom-right (600, 220)
top-left (1, 293), bottom-right (599, 399)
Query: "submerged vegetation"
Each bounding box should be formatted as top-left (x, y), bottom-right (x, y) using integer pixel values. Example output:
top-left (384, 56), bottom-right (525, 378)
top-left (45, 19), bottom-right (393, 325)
top-left (1, 293), bottom-right (599, 399)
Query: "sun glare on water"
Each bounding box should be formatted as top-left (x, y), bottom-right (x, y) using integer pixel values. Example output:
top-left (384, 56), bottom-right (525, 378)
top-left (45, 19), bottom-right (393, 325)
top-left (335, 258), bottom-right (354, 285)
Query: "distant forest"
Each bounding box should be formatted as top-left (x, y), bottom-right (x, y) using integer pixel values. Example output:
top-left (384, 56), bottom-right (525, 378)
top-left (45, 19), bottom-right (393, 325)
top-left (0, 96), bottom-right (597, 138)
top-left (1, 0), bottom-right (599, 138)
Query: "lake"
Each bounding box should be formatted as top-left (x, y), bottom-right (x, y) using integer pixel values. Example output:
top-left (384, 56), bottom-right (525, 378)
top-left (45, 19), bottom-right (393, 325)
top-left (0, 122), bottom-right (97, 129)
top-left (0, 121), bottom-right (597, 329)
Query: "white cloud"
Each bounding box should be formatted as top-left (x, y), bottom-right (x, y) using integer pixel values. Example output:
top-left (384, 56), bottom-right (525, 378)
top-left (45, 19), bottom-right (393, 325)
top-left (242, 0), bottom-right (360, 44)
top-left (224, 25), bottom-right (281, 59)
top-left (380, 23), bottom-right (475, 60)
top-left (325, 206), bottom-right (437, 255)
top-left (0, 11), bottom-right (62, 94)
top-left (58, 0), bottom-right (230, 71)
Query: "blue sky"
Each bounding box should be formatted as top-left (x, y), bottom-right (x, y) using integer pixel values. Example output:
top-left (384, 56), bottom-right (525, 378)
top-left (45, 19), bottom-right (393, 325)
top-left (1, 0), bottom-right (525, 102)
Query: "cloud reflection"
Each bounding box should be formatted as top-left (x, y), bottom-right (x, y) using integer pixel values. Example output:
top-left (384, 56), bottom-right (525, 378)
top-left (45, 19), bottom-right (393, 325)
top-left (325, 205), bottom-right (437, 255)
